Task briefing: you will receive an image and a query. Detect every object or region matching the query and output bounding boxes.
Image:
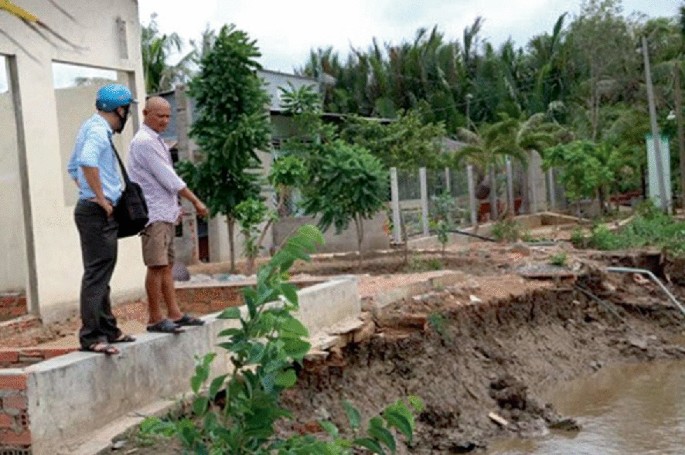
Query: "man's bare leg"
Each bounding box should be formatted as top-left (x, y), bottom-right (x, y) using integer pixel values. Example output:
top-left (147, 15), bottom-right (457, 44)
top-left (145, 266), bottom-right (166, 324)
top-left (160, 264), bottom-right (184, 321)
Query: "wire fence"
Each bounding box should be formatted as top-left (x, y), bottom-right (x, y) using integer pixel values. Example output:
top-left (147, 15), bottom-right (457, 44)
top-left (391, 163), bottom-right (564, 241)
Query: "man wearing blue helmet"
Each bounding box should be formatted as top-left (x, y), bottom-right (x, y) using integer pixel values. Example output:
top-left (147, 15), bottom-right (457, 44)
top-left (67, 83), bottom-right (138, 355)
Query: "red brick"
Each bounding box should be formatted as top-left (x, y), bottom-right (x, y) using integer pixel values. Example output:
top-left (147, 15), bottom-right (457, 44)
top-left (41, 348), bottom-right (77, 359)
top-left (0, 296), bottom-right (18, 307)
top-left (0, 375), bottom-right (27, 391)
top-left (0, 413), bottom-right (13, 429)
top-left (0, 429), bottom-right (31, 446)
top-left (3, 395), bottom-right (27, 411)
top-left (0, 351), bottom-right (19, 363)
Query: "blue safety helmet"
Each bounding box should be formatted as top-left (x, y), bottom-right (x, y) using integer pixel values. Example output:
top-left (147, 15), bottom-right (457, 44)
top-left (95, 84), bottom-right (137, 112)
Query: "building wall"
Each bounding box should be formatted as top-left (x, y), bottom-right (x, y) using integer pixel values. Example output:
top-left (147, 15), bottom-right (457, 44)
top-left (0, 0), bottom-right (147, 322)
top-left (0, 90), bottom-right (27, 292)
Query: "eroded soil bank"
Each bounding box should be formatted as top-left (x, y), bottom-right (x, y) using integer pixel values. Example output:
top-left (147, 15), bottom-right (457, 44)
top-left (279, 267), bottom-right (685, 453)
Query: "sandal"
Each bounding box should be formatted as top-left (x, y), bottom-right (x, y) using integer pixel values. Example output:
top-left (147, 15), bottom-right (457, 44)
top-left (147, 318), bottom-right (185, 334)
top-left (110, 333), bottom-right (136, 343)
top-left (174, 314), bottom-right (205, 326)
top-left (82, 342), bottom-right (119, 356)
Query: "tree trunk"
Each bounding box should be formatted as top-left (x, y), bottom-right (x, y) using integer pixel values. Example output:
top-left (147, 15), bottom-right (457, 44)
top-left (354, 215), bottom-right (364, 270)
top-left (488, 167), bottom-right (498, 220)
top-left (227, 217), bottom-right (236, 273)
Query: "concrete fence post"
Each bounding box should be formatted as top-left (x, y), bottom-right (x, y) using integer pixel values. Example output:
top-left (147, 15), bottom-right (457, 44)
top-left (548, 168), bottom-right (557, 210)
top-left (506, 157), bottom-right (514, 215)
top-left (467, 165), bottom-right (477, 226)
top-left (390, 167), bottom-right (402, 244)
top-left (444, 167), bottom-right (451, 194)
top-left (420, 167), bottom-right (429, 236)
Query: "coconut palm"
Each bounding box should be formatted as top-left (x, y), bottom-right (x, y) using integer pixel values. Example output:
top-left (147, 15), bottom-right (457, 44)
top-left (141, 14), bottom-right (195, 93)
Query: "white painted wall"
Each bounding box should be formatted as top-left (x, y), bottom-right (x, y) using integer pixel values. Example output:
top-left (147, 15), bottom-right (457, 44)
top-left (0, 0), bottom-right (147, 322)
top-left (0, 91), bottom-right (28, 292)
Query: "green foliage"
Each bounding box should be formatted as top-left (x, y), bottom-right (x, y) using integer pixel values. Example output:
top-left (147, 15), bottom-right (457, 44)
top-left (548, 252), bottom-right (568, 267)
top-left (182, 24), bottom-right (271, 216)
top-left (490, 219), bottom-right (521, 242)
top-left (140, 225), bottom-right (422, 453)
top-left (430, 192), bottom-right (456, 255)
top-left (543, 140), bottom-right (613, 203)
top-left (570, 227), bottom-right (587, 248)
top-left (235, 198), bottom-right (274, 269)
top-left (300, 141), bottom-right (388, 263)
top-left (340, 110), bottom-right (447, 169)
top-left (406, 256), bottom-right (443, 272)
top-left (140, 14), bottom-right (195, 93)
top-left (427, 312), bottom-right (451, 341)
top-left (177, 24), bottom-right (271, 270)
top-left (573, 203), bottom-right (685, 256)
top-left (279, 82), bottom-right (322, 115)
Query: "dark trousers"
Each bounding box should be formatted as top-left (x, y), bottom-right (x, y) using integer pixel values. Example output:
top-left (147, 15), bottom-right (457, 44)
top-left (74, 200), bottom-right (122, 348)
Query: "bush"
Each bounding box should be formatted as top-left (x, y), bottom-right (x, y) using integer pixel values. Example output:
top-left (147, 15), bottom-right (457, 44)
top-left (491, 219), bottom-right (521, 242)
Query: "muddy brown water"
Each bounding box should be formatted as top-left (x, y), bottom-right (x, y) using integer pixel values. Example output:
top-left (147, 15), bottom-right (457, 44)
top-left (487, 359), bottom-right (685, 455)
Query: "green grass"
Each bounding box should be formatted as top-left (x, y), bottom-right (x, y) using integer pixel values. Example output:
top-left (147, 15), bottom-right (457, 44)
top-left (572, 202), bottom-right (685, 256)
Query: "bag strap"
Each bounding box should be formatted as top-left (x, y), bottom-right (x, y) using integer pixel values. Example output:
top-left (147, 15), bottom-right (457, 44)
top-left (109, 136), bottom-right (132, 186)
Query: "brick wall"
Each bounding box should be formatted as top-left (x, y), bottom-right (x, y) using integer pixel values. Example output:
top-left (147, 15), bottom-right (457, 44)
top-left (0, 294), bottom-right (27, 322)
top-left (0, 349), bottom-right (76, 452)
top-left (175, 278), bottom-right (324, 315)
top-left (0, 348), bottom-right (77, 369)
top-left (0, 372), bottom-right (30, 452)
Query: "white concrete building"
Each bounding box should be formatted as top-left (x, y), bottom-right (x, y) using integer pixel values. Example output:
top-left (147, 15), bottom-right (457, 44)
top-left (0, 0), bottom-right (147, 323)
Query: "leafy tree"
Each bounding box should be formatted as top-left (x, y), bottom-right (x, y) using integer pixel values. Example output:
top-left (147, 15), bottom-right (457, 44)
top-left (235, 197), bottom-right (274, 275)
top-left (301, 141), bottom-right (389, 268)
top-left (543, 140), bottom-right (614, 215)
top-left (141, 225), bottom-right (423, 453)
top-left (430, 192), bottom-right (456, 256)
top-left (340, 110), bottom-right (447, 170)
top-left (140, 13), bottom-right (195, 93)
top-left (177, 24), bottom-right (271, 272)
top-left (565, 0), bottom-right (641, 141)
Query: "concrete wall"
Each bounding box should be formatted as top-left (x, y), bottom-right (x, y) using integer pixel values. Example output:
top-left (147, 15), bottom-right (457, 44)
top-left (273, 212), bottom-right (390, 254)
top-left (23, 277), bottom-right (359, 454)
top-left (0, 89), bottom-right (28, 293)
top-left (527, 151), bottom-right (548, 213)
top-left (0, 0), bottom-right (147, 322)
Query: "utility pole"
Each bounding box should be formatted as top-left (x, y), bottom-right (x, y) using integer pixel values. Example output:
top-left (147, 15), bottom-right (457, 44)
top-left (642, 36), bottom-right (668, 212)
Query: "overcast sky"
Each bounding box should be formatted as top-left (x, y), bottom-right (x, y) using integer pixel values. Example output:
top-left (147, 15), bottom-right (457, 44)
top-left (138, 0), bottom-right (680, 73)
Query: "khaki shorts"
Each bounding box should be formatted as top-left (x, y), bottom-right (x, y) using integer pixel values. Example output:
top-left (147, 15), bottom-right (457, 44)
top-left (141, 222), bottom-right (175, 267)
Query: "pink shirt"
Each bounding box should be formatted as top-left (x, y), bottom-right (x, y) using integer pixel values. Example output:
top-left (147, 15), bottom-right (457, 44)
top-left (127, 124), bottom-right (186, 224)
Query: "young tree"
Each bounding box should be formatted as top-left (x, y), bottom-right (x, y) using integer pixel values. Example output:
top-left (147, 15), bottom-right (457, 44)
top-left (301, 141), bottom-right (388, 268)
top-left (177, 24), bottom-right (271, 272)
top-left (278, 85), bottom-right (400, 267)
top-left (543, 140), bottom-right (614, 216)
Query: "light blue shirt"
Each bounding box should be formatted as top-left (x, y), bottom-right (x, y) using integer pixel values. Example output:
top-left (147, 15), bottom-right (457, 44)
top-left (67, 114), bottom-right (123, 204)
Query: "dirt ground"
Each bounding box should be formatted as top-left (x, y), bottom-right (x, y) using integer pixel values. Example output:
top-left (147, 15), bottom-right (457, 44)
top-left (77, 236), bottom-right (685, 454)
top-left (5, 232), bottom-right (685, 454)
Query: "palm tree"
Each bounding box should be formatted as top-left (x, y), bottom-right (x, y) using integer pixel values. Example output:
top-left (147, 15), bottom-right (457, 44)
top-left (456, 113), bottom-right (563, 218)
top-left (141, 14), bottom-right (195, 93)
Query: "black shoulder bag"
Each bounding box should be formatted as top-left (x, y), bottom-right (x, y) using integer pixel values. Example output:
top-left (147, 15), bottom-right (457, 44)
top-left (110, 139), bottom-right (149, 238)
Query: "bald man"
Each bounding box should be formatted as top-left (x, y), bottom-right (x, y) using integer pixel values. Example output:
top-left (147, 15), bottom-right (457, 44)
top-left (127, 96), bottom-right (208, 334)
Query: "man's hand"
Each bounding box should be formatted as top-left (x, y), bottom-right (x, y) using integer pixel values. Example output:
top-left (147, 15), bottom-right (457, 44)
top-left (96, 197), bottom-right (114, 218)
top-left (194, 200), bottom-right (209, 218)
